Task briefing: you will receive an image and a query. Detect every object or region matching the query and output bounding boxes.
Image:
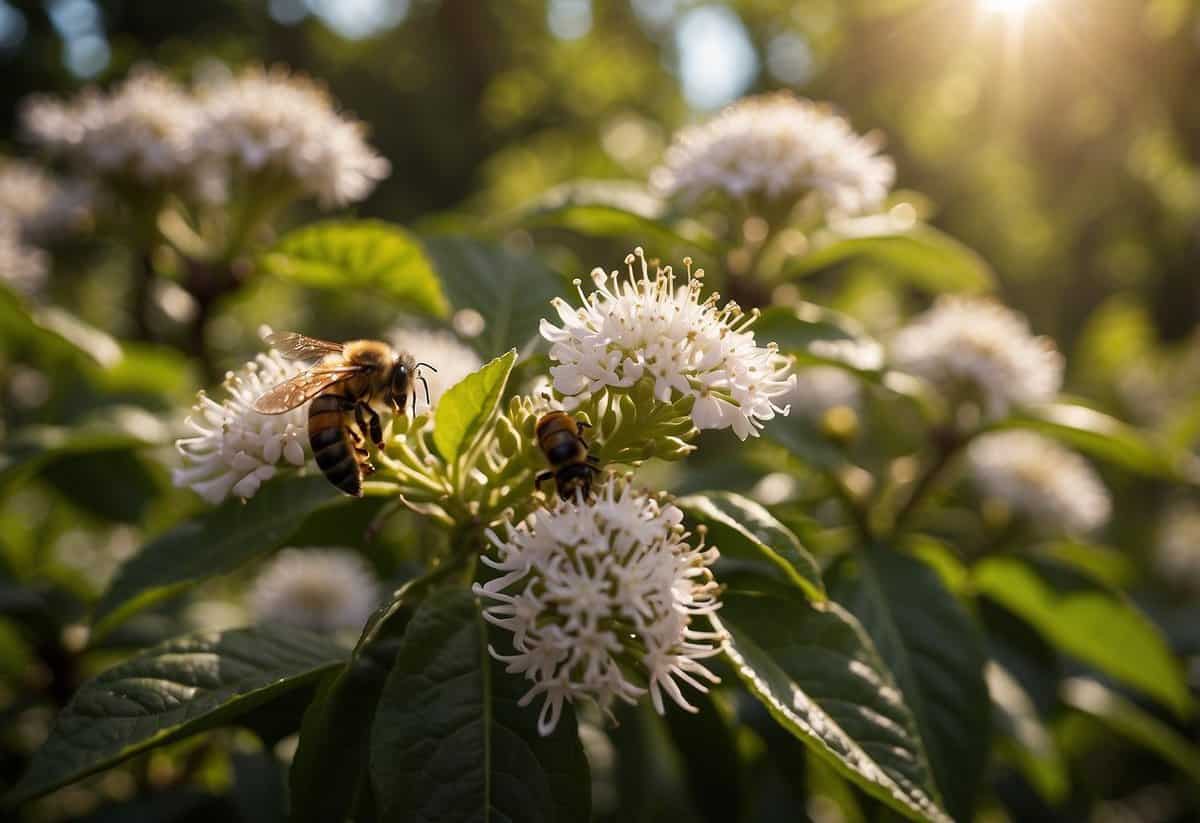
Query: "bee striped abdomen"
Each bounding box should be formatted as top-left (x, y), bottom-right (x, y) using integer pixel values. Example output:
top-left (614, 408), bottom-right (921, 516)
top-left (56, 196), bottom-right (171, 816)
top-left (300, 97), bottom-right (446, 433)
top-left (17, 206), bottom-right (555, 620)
top-left (308, 394), bottom-right (362, 497)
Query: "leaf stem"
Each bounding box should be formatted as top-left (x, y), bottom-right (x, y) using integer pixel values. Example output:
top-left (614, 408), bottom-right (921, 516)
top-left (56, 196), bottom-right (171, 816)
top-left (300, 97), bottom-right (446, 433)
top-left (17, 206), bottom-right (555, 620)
top-left (825, 467), bottom-right (874, 544)
top-left (891, 427), bottom-right (969, 535)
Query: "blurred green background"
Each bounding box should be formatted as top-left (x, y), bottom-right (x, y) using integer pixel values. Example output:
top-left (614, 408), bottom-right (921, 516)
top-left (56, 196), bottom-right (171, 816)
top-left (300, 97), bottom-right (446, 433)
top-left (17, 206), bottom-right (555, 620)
top-left (4, 0), bottom-right (1199, 362)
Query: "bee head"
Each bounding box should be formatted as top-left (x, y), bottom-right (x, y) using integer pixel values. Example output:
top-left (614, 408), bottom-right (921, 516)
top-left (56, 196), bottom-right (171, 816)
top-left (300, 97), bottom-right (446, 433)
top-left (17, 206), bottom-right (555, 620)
top-left (389, 359), bottom-right (409, 412)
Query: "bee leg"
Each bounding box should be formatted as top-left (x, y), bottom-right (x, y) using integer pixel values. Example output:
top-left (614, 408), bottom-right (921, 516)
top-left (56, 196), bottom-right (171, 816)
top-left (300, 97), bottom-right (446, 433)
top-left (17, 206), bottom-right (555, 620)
top-left (535, 470), bottom-right (554, 491)
top-left (363, 404), bottom-right (384, 449)
top-left (576, 420), bottom-right (593, 448)
top-left (352, 403), bottom-right (377, 450)
top-left (352, 442), bottom-right (375, 471)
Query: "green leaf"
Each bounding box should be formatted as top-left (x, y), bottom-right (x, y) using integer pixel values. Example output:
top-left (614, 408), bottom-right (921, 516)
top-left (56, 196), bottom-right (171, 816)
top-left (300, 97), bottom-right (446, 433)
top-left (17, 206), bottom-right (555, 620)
top-left (753, 304), bottom-right (934, 415)
top-left (7, 624), bottom-right (346, 805)
top-left (784, 225), bottom-right (994, 294)
top-left (832, 547), bottom-right (991, 821)
top-left (990, 403), bottom-right (1176, 477)
top-left (0, 406), bottom-right (169, 492)
top-left (433, 350), bottom-right (517, 464)
top-left (93, 475), bottom-right (346, 639)
top-left (676, 492), bottom-right (825, 601)
top-left (988, 663), bottom-right (1068, 804)
top-left (0, 289), bottom-right (122, 372)
top-left (261, 220), bottom-right (449, 317)
top-left (289, 571), bottom-right (434, 823)
top-left (719, 575), bottom-right (950, 823)
top-left (421, 235), bottom-right (565, 356)
top-left (660, 691), bottom-right (743, 823)
top-left (369, 587), bottom-right (590, 822)
top-left (516, 179), bottom-right (718, 255)
top-left (1060, 677), bottom-right (1200, 783)
top-left (41, 449), bottom-right (163, 523)
top-left (289, 660), bottom-right (385, 823)
top-left (754, 303), bottom-right (884, 375)
top-left (972, 557), bottom-right (1192, 717)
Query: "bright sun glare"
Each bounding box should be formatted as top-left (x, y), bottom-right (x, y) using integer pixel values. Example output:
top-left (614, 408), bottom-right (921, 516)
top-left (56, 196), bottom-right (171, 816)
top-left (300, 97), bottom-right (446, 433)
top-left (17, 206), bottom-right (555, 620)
top-left (981, 0), bottom-right (1039, 13)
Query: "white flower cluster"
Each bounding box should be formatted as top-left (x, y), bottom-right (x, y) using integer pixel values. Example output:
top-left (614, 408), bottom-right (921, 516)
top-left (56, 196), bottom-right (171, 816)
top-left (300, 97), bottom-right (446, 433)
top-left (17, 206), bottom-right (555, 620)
top-left (0, 218), bottom-right (47, 296)
top-left (172, 350), bottom-right (308, 503)
top-left (475, 478), bottom-right (723, 736)
top-left (1155, 505), bottom-right (1200, 592)
top-left (967, 431), bottom-right (1111, 535)
top-left (651, 93), bottom-right (895, 217)
top-left (891, 297), bottom-right (1063, 420)
top-left (541, 248), bottom-right (796, 440)
top-left (21, 65), bottom-right (387, 208)
top-left (785, 366), bottom-right (862, 419)
top-left (192, 67), bottom-right (389, 207)
top-left (0, 158), bottom-right (90, 242)
top-left (251, 547), bottom-right (380, 633)
top-left (387, 327), bottom-right (481, 412)
top-left (23, 69), bottom-right (201, 186)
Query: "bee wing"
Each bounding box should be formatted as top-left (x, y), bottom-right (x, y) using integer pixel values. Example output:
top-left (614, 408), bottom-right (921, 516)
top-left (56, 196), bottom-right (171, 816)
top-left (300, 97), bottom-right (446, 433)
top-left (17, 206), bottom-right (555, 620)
top-left (252, 366), bottom-right (365, 414)
top-left (264, 331), bottom-right (345, 362)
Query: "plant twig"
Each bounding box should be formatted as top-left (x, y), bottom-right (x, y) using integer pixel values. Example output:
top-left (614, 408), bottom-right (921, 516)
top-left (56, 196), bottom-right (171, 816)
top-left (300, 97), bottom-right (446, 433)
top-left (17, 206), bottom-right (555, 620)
top-left (891, 427), bottom-right (968, 534)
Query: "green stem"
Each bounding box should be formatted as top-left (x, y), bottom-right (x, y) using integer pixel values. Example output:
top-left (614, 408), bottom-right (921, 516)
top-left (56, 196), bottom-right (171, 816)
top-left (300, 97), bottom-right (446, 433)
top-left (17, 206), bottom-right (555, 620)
top-left (890, 428), bottom-right (970, 535)
top-left (825, 467), bottom-right (875, 545)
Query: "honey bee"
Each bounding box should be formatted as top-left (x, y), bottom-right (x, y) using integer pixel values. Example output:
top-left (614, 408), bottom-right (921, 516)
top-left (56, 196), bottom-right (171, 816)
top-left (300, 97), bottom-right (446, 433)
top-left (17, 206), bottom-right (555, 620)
top-left (253, 332), bottom-right (435, 497)
top-left (534, 411), bottom-right (603, 501)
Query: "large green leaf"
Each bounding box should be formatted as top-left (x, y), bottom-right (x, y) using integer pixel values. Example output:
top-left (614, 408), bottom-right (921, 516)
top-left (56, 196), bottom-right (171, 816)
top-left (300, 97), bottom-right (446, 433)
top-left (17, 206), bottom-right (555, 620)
top-left (1060, 677), bottom-right (1200, 783)
top-left (718, 575), bottom-right (950, 823)
top-left (289, 571), bottom-right (434, 823)
top-left (289, 660), bottom-right (383, 823)
top-left (421, 235), bottom-right (565, 356)
top-left (42, 449), bottom-right (163, 524)
top-left (754, 303), bottom-right (884, 375)
top-left (783, 225), bottom-right (993, 293)
top-left (369, 587), bottom-right (590, 822)
top-left (753, 304), bottom-right (934, 418)
top-left (7, 625), bottom-right (346, 805)
top-left (261, 220), bottom-right (448, 317)
top-left (516, 179), bottom-right (718, 255)
top-left (0, 288), bottom-right (119, 371)
top-left (0, 406), bottom-right (169, 492)
top-left (990, 403), bottom-right (1176, 478)
top-left (93, 475), bottom-right (345, 639)
top-left (660, 692), bottom-right (743, 823)
top-left (973, 557), bottom-right (1192, 717)
top-left (988, 663), bottom-right (1068, 804)
top-left (676, 492), bottom-right (824, 601)
top-left (832, 547), bottom-right (991, 820)
top-left (433, 350), bottom-right (517, 465)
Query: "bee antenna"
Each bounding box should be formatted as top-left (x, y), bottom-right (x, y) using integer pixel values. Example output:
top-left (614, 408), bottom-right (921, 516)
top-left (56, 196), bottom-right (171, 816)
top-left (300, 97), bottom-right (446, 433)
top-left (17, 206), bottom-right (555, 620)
top-left (416, 362), bottom-right (438, 373)
top-left (419, 374), bottom-right (432, 406)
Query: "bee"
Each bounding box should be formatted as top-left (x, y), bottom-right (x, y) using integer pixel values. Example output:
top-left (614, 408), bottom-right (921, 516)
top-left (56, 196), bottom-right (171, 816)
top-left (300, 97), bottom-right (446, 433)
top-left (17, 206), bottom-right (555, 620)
top-left (534, 411), bottom-right (603, 501)
top-left (253, 332), bottom-right (435, 497)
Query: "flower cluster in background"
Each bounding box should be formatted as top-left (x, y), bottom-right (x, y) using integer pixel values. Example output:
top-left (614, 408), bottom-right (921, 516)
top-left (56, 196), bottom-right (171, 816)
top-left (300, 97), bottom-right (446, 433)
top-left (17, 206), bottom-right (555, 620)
top-left (192, 66), bottom-right (390, 207)
top-left (967, 431), bottom-right (1111, 535)
top-left (785, 365), bottom-right (862, 420)
top-left (0, 157), bottom-right (90, 296)
top-left (20, 64), bottom-right (387, 214)
top-left (0, 219), bottom-right (48, 296)
top-left (250, 547), bottom-right (380, 633)
top-left (891, 297), bottom-right (1063, 421)
top-left (1155, 504), bottom-right (1200, 593)
top-left (475, 478), bottom-right (723, 735)
top-left (651, 92), bottom-right (895, 218)
top-left (541, 247), bottom-right (796, 439)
